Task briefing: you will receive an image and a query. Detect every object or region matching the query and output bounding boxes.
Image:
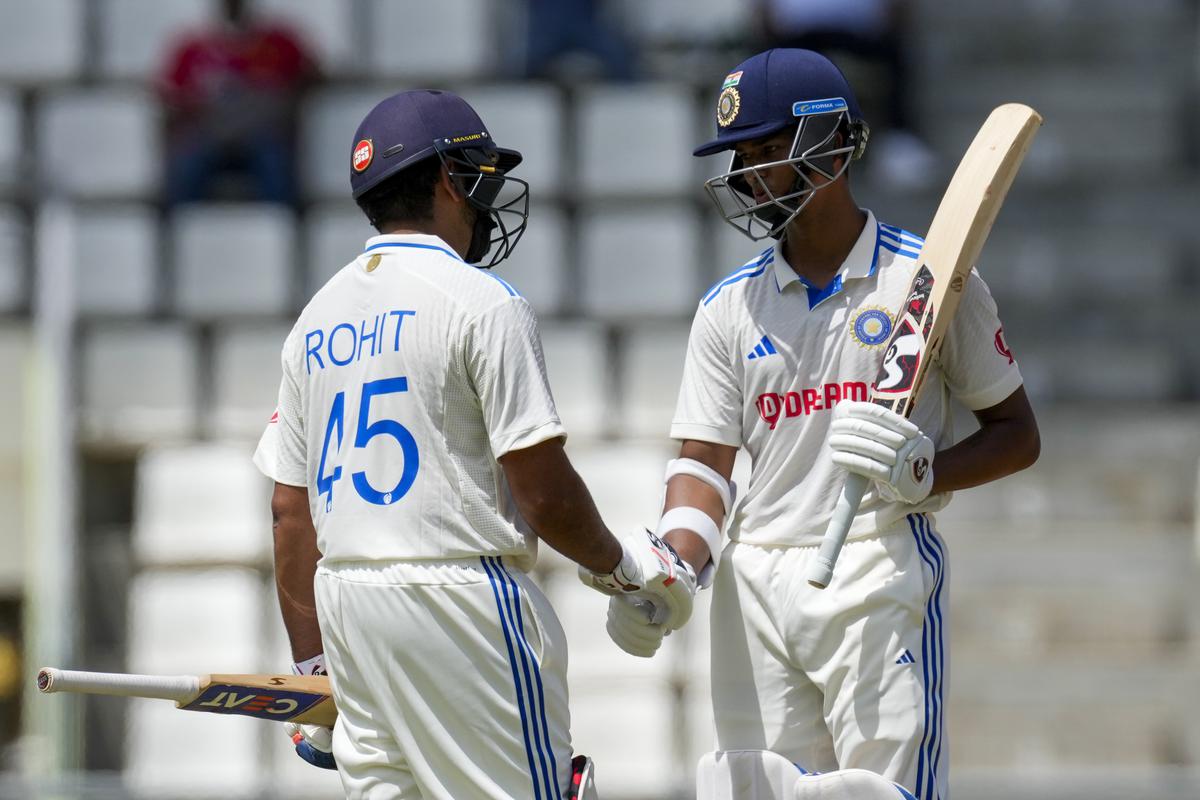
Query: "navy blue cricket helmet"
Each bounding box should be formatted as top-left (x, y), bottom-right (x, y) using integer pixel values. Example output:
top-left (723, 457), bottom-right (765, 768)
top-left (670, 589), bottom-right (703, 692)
top-left (694, 49), bottom-right (870, 241)
top-left (350, 90), bottom-right (528, 267)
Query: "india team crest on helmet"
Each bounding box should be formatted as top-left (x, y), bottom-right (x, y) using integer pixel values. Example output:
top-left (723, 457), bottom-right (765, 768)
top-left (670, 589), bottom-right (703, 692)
top-left (850, 306), bottom-right (893, 348)
top-left (717, 86), bottom-right (741, 128)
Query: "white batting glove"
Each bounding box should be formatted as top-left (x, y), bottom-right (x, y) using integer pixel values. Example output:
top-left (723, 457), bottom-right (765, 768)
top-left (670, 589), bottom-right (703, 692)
top-left (287, 655), bottom-right (336, 770)
top-left (606, 594), bottom-right (667, 658)
top-left (579, 529), bottom-right (698, 630)
top-left (828, 401), bottom-right (934, 504)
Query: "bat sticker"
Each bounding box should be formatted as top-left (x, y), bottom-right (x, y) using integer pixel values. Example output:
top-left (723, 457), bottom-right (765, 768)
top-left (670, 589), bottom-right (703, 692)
top-left (873, 319), bottom-right (924, 394)
top-left (182, 684), bottom-right (327, 721)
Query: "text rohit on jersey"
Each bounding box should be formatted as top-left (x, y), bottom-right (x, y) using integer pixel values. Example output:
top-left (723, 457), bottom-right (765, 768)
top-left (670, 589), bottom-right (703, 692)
top-left (305, 310), bottom-right (416, 374)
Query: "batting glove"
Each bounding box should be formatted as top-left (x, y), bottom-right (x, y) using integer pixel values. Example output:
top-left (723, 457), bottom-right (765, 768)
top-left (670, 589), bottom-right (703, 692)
top-left (287, 655), bottom-right (336, 770)
top-left (828, 401), bottom-right (935, 504)
top-left (579, 529), bottom-right (698, 630)
top-left (606, 594), bottom-right (667, 658)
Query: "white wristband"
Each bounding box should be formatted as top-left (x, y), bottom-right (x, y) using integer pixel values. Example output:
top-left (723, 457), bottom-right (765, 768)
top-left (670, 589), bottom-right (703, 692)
top-left (665, 458), bottom-right (734, 516)
top-left (291, 653), bottom-right (326, 676)
top-left (656, 505), bottom-right (722, 580)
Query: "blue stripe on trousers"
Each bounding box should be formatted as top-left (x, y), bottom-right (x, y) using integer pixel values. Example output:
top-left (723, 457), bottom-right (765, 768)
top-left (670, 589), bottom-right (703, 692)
top-left (495, 559), bottom-right (563, 800)
top-left (481, 556), bottom-right (549, 800)
top-left (906, 514), bottom-right (946, 800)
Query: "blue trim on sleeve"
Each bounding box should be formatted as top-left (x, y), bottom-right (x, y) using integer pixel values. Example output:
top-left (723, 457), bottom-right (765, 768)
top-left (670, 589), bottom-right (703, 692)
top-left (703, 247), bottom-right (774, 306)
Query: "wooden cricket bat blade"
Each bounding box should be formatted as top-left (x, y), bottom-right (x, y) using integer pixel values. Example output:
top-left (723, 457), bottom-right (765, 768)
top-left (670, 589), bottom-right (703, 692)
top-left (37, 667), bottom-right (337, 727)
top-left (804, 103), bottom-right (1042, 590)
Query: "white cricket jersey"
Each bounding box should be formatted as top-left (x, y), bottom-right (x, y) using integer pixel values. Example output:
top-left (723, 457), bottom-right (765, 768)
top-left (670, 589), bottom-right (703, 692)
top-left (672, 210), bottom-right (1023, 547)
top-left (254, 233), bottom-right (565, 567)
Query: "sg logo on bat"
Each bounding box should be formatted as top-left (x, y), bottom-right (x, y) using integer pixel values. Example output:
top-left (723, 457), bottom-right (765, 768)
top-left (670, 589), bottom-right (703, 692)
top-left (183, 684), bottom-right (326, 721)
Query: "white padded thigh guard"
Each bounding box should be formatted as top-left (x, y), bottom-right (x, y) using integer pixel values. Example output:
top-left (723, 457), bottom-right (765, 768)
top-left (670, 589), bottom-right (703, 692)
top-left (794, 769), bottom-right (916, 800)
top-left (697, 750), bottom-right (802, 800)
top-left (698, 751), bottom-right (915, 800)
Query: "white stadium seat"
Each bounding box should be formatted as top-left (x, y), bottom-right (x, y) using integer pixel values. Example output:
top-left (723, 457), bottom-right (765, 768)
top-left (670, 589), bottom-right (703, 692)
top-left (252, 0), bottom-right (357, 75)
top-left (125, 567), bottom-right (267, 799)
top-left (539, 321), bottom-right (610, 440)
top-left (619, 322), bottom-right (691, 439)
top-left (560, 441), bottom-right (676, 536)
top-left (126, 567), bottom-right (266, 673)
top-left (579, 206), bottom-right (701, 319)
top-left (171, 203), bottom-right (295, 318)
top-left (0, 0), bottom-right (84, 83)
top-left (616, 0), bottom-right (751, 44)
top-left (98, 0), bottom-right (218, 80)
top-left (495, 203), bottom-right (567, 317)
top-left (465, 84), bottom-right (565, 196)
top-left (132, 444), bottom-right (273, 566)
top-left (570, 679), bottom-right (681, 799)
top-left (36, 89), bottom-right (161, 199)
top-left (304, 202), bottom-right (375, 294)
top-left (577, 84), bottom-right (695, 197)
top-left (125, 699), bottom-right (264, 800)
top-left (366, 0), bottom-right (492, 80)
top-left (299, 89), bottom-right (385, 200)
top-left (73, 205), bottom-right (159, 315)
top-left (210, 321), bottom-right (292, 439)
top-left (0, 205), bottom-right (25, 312)
top-left (81, 322), bottom-right (200, 444)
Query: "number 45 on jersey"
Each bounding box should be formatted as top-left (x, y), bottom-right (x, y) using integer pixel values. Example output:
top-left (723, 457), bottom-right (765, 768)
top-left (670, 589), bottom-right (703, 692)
top-left (317, 377), bottom-right (420, 512)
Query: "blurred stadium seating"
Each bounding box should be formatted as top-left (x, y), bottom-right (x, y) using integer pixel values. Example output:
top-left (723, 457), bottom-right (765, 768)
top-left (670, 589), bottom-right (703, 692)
top-left (0, 0), bottom-right (1197, 798)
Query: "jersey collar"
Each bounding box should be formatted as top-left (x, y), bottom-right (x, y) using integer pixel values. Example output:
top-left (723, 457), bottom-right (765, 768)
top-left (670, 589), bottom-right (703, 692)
top-left (772, 209), bottom-right (880, 309)
top-left (362, 233), bottom-right (465, 263)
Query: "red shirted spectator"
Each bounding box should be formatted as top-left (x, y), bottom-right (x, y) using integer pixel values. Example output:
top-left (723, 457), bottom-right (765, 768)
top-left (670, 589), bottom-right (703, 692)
top-left (159, 0), bottom-right (317, 207)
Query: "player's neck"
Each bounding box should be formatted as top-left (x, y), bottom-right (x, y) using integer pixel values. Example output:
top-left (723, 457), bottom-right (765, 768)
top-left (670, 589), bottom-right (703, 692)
top-left (780, 195), bottom-right (866, 289)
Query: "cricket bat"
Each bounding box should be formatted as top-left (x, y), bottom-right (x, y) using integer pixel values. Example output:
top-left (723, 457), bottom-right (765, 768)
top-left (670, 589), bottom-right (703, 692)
top-left (37, 667), bottom-right (337, 727)
top-left (804, 103), bottom-right (1042, 590)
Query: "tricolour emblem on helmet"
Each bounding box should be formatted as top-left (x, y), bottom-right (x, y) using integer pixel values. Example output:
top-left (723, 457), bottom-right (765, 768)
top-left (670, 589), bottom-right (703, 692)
top-left (717, 87), bottom-right (741, 128)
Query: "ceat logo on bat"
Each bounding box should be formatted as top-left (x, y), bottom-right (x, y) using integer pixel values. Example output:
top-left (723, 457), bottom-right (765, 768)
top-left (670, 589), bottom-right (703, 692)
top-left (183, 685), bottom-right (326, 721)
top-left (353, 139), bottom-right (374, 172)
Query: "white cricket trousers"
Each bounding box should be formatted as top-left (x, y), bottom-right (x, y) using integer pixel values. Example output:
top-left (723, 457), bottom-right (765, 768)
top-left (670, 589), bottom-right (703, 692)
top-left (314, 557), bottom-right (573, 800)
top-left (710, 513), bottom-right (949, 800)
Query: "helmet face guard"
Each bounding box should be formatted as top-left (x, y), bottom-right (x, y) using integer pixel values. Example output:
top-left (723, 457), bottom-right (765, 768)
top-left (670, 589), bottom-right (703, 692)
top-left (437, 142), bottom-right (529, 269)
top-left (703, 109), bottom-right (867, 241)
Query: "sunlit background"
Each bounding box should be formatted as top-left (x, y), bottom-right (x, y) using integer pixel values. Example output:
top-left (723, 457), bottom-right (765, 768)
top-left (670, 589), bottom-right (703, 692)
top-left (0, 0), bottom-right (1197, 798)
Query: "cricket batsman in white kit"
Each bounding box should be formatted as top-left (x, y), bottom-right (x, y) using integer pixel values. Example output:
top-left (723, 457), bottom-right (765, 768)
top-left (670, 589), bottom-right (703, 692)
top-left (253, 89), bottom-right (697, 799)
top-left (597, 50), bottom-right (1041, 799)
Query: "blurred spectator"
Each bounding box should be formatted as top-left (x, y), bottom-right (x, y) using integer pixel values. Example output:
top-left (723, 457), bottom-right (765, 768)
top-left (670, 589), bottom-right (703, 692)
top-left (523, 0), bottom-right (637, 81)
top-left (755, 0), bottom-right (936, 187)
top-left (158, 0), bottom-right (317, 208)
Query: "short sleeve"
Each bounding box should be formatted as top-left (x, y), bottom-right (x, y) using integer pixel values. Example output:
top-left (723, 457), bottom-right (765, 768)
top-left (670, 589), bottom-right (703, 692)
top-left (253, 328), bottom-right (309, 487)
top-left (465, 298), bottom-right (566, 459)
top-left (937, 269), bottom-right (1024, 410)
top-left (670, 305), bottom-right (743, 446)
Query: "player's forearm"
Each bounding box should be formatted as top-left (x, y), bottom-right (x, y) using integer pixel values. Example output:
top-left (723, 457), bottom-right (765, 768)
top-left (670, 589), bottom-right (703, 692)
top-left (661, 440), bottom-right (737, 573)
top-left (500, 439), bottom-right (623, 574)
top-left (270, 483), bottom-right (325, 662)
top-left (930, 389), bottom-right (1040, 494)
top-left (930, 418), bottom-right (1039, 494)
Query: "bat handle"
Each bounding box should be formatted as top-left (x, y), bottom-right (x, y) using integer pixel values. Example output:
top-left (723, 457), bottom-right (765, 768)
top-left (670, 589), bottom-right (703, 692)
top-left (806, 473), bottom-right (869, 589)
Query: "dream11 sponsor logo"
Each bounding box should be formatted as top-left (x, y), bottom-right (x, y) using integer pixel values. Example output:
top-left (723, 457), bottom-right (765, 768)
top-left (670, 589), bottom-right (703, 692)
top-left (755, 381), bottom-right (869, 430)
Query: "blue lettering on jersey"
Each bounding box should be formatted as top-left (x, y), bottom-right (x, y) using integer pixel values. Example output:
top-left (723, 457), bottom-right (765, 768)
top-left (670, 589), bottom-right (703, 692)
top-left (306, 310), bottom-right (416, 374)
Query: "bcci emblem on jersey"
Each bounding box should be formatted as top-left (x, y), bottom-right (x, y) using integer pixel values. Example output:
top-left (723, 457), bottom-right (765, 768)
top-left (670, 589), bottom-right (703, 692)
top-left (850, 306), bottom-right (893, 347)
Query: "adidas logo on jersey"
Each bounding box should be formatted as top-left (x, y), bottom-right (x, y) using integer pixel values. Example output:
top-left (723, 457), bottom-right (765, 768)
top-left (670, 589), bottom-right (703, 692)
top-left (895, 649), bottom-right (916, 665)
top-left (746, 335), bottom-right (777, 360)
